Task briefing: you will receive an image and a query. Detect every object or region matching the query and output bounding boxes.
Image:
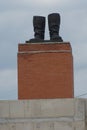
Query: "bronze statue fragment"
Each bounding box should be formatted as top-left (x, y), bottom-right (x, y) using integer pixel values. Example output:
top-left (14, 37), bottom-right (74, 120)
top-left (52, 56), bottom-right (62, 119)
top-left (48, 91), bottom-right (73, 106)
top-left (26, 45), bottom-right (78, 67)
top-left (26, 13), bottom-right (63, 43)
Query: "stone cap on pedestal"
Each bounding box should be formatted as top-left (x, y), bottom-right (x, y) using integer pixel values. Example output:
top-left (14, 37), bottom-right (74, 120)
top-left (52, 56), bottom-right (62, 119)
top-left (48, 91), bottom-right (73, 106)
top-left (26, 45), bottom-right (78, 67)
top-left (18, 42), bottom-right (72, 52)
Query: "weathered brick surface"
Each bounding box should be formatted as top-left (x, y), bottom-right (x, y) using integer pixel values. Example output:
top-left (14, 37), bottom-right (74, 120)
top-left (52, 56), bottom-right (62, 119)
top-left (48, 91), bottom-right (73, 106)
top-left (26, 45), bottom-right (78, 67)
top-left (18, 42), bottom-right (74, 99)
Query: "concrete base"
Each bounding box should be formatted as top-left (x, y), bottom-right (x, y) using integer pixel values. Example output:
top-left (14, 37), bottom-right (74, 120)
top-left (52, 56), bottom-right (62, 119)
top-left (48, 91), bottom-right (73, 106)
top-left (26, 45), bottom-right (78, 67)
top-left (0, 98), bottom-right (87, 130)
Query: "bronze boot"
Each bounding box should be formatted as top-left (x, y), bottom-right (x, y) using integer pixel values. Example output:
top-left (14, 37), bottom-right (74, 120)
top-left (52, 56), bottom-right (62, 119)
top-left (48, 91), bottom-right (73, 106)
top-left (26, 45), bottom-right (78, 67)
top-left (29, 16), bottom-right (45, 43)
top-left (48, 13), bottom-right (63, 42)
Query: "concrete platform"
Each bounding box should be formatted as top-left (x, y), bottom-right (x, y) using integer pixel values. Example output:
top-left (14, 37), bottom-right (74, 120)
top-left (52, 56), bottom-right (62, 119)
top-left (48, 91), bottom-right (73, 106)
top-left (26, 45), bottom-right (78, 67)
top-left (0, 98), bottom-right (86, 130)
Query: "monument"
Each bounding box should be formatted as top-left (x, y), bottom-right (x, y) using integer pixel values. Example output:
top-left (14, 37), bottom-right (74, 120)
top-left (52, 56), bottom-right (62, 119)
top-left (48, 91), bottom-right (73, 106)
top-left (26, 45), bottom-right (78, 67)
top-left (0, 13), bottom-right (87, 130)
top-left (18, 13), bottom-right (74, 99)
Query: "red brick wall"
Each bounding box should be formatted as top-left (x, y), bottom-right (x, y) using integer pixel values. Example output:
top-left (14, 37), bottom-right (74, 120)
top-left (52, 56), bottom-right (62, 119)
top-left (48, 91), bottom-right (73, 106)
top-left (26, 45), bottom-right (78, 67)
top-left (18, 42), bottom-right (74, 99)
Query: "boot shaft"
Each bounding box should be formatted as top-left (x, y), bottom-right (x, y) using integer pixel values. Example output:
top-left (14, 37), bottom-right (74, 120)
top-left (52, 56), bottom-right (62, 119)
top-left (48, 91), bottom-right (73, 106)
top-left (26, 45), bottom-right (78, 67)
top-left (48, 13), bottom-right (63, 41)
top-left (33, 16), bottom-right (45, 39)
top-left (48, 13), bottom-right (60, 29)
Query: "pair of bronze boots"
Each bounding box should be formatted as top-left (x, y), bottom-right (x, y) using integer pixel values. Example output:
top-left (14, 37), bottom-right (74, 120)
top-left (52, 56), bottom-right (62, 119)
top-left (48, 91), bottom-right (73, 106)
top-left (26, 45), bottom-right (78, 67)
top-left (29, 13), bottom-right (63, 43)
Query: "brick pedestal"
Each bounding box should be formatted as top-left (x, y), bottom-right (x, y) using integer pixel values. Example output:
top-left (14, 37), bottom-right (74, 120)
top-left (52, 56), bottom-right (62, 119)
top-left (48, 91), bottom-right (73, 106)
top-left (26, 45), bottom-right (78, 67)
top-left (18, 42), bottom-right (74, 99)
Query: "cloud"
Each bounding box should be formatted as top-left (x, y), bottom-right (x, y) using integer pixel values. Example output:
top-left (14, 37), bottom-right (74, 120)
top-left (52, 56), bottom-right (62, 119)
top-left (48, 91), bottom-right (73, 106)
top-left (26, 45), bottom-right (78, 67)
top-left (73, 43), bottom-right (87, 69)
top-left (0, 69), bottom-right (17, 99)
top-left (74, 68), bottom-right (87, 98)
top-left (32, 0), bottom-right (63, 6)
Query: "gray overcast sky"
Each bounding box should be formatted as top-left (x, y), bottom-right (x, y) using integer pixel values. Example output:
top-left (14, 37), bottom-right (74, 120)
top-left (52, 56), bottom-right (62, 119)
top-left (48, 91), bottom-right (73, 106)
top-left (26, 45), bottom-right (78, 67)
top-left (0, 0), bottom-right (87, 99)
